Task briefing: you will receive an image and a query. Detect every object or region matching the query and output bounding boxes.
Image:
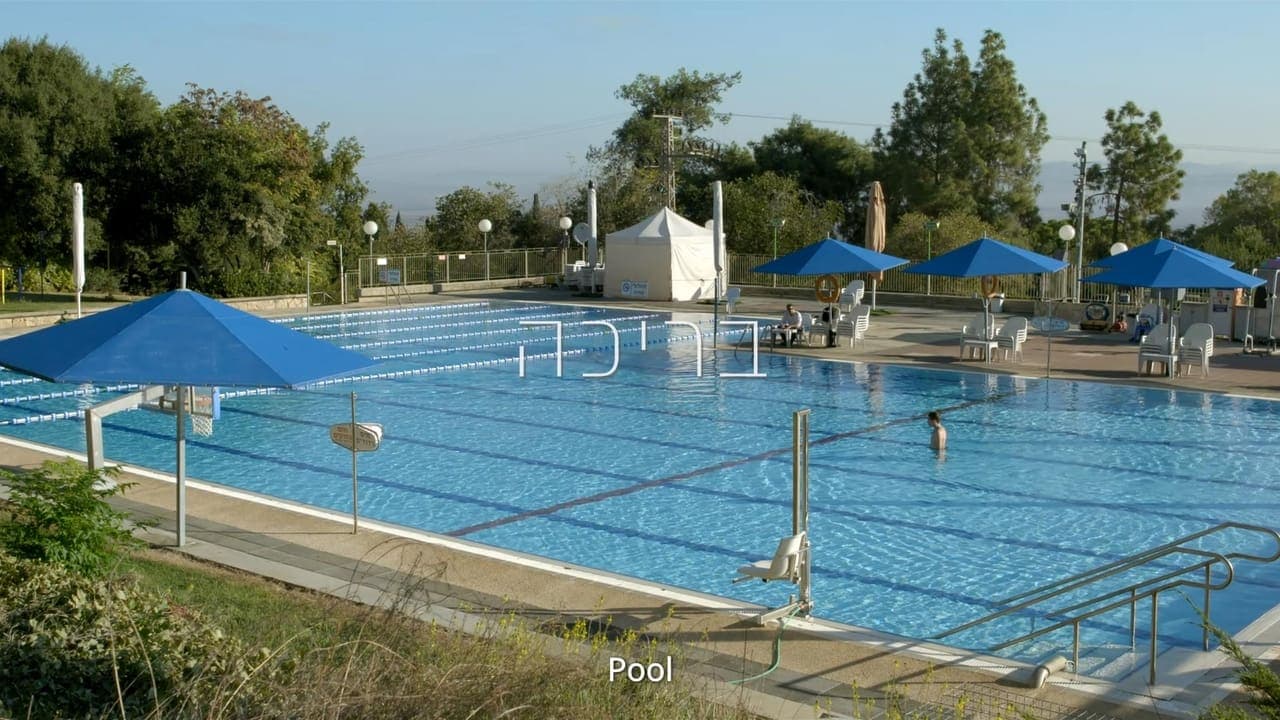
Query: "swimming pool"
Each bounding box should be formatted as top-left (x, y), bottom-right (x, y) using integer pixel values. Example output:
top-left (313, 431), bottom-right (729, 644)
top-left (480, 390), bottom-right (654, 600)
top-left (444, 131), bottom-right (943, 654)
top-left (3, 300), bottom-right (1278, 675)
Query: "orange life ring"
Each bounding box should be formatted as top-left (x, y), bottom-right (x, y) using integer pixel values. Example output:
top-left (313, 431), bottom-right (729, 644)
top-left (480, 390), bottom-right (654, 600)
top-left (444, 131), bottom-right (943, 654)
top-left (980, 275), bottom-right (1001, 297)
top-left (815, 274), bottom-right (841, 303)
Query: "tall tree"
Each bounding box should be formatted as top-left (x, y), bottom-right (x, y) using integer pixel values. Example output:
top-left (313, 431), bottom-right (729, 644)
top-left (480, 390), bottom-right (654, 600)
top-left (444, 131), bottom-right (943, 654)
top-left (1088, 102), bottom-right (1184, 247)
top-left (873, 29), bottom-right (1047, 231)
top-left (0, 38), bottom-right (132, 267)
top-left (751, 116), bottom-right (875, 233)
top-left (591, 68), bottom-right (741, 214)
top-left (968, 30), bottom-right (1049, 231)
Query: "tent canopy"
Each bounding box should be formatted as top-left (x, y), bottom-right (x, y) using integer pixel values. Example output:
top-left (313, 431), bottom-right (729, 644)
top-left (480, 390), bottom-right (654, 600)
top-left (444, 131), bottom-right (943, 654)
top-left (604, 207), bottom-right (716, 301)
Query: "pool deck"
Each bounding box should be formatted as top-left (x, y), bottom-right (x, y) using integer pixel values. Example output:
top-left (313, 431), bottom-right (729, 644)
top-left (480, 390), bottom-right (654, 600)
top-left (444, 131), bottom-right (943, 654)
top-left (4, 288), bottom-right (1279, 720)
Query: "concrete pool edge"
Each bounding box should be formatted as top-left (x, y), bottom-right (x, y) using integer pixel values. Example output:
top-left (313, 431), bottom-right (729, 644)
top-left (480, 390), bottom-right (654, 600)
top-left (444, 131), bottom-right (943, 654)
top-left (0, 432), bottom-right (1259, 718)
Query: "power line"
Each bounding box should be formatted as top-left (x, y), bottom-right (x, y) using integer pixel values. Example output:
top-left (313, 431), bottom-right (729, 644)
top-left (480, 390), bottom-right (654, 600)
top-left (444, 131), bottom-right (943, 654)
top-left (724, 111), bottom-right (1280, 156)
top-left (361, 113), bottom-right (626, 164)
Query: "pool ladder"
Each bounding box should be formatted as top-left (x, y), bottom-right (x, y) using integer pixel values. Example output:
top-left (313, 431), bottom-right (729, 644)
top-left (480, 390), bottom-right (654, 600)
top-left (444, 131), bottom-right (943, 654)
top-left (932, 522), bottom-right (1280, 686)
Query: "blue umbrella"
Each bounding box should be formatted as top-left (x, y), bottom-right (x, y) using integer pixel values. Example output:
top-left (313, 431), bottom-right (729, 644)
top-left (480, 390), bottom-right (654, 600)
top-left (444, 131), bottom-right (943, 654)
top-left (1090, 237), bottom-right (1234, 269)
top-left (904, 237), bottom-right (1068, 343)
top-left (752, 238), bottom-right (908, 275)
top-left (1085, 245), bottom-right (1262, 377)
top-left (0, 284), bottom-right (377, 545)
top-left (1084, 245), bottom-right (1263, 289)
top-left (903, 236), bottom-right (1067, 278)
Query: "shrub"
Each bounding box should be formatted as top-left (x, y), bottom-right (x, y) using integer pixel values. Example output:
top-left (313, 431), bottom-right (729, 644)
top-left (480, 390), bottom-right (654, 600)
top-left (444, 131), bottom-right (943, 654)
top-left (0, 460), bottom-right (144, 575)
top-left (0, 552), bottom-right (253, 718)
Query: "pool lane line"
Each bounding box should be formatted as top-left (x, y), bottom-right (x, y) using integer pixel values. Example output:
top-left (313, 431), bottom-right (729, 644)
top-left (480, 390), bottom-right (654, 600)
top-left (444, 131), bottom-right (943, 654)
top-left (443, 393), bottom-right (1018, 538)
top-left (186, 399), bottom-right (1280, 584)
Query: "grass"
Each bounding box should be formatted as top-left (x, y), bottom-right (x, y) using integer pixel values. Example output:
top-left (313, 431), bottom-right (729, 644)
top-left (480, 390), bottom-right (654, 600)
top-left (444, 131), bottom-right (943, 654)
top-left (0, 292), bottom-right (132, 315)
top-left (111, 549), bottom-right (757, 719)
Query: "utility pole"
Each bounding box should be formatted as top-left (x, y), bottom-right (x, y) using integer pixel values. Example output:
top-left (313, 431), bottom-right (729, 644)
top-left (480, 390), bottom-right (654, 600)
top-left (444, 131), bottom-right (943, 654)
top-left (653, 114), bottom-right (680, 210)
top-left (651, 113), bottom-right (718, 213)
top-left (1073, 142), bottom-right (1087, 303)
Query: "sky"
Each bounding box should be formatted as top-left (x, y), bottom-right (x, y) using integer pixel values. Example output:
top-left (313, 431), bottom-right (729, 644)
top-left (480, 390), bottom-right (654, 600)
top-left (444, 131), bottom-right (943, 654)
top-left (6, 1), bottom-right (1280, 224)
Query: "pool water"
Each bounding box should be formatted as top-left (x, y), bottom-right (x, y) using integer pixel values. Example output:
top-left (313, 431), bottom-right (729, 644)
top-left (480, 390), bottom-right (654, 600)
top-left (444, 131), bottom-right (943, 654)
top-left (3, 300), bottom-right (1278, 671)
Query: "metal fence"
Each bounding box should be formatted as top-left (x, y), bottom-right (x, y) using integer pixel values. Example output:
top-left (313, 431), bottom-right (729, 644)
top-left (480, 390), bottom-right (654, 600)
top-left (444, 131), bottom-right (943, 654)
top-left (357, 247), bottom-right (573, 288)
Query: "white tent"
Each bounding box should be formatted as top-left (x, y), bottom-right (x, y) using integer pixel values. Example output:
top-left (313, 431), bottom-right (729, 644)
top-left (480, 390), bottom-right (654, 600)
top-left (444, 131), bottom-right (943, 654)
top-left (604, 207), bottom-right (717, 301)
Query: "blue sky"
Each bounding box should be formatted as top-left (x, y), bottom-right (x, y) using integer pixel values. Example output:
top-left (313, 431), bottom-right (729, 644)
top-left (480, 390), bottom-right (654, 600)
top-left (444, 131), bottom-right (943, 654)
top-left (6, 1), bottom-right (1280, 221)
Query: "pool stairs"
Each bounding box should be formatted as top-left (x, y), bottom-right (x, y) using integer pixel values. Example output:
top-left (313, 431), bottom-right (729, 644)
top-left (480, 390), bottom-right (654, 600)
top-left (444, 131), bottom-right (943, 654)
top-left (931, 522), bottom-right (1280, 686)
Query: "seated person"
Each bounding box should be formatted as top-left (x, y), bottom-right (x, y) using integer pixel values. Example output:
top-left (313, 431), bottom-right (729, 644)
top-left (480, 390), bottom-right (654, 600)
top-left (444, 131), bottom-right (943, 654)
top-left (775, 304), bottom-right (802, 345)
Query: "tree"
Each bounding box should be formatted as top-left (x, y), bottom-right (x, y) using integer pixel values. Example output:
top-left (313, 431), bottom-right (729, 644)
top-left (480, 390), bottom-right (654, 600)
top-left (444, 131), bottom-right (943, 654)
top-left (968, 30), bottom-right (1049, 231)
top-left (427, 183), bottom-right (523, 251)
top-left (1088, 101), bottom-right (1184, 247)
top-left (591, 68), bottom-right (741, 213)
top-left (873, 29), bottom-right (1047, 231)
top-left (751, 117), bottom-right (875, 232)
top-left (1196, 170), bottom-right (1280, 269)
top-left (722, 172), bottom-right (843, 256)
top-left (0, 38), bottom-right (145, 267)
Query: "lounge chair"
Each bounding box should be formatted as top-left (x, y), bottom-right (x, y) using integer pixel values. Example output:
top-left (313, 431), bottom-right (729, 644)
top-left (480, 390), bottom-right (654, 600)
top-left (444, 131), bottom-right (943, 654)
top-left (1178, 322), bottom-right (1214, 377)
top-left (725, 286), bottom-right (741, 313)
top-left (1138, 323), bottom-right (1177, 375)
top-left (960, 313), bottom-right (996, 360)
top-left (995, 316), bottom-right (1029, 362)
top-left (836, 304), bottom-right (871, 348)
top-left (735, 533), bottom-right (805, 583)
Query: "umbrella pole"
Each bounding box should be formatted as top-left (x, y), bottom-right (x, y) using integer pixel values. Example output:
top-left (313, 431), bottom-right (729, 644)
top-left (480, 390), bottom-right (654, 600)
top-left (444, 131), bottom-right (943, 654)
top-left (175, 385), bottom-right (186, 547)
top-left (871, 278), bottom-right (877, 311)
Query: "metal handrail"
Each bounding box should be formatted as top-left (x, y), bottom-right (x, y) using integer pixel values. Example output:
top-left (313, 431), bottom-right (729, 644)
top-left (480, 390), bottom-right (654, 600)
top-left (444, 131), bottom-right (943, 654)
top-left (987, 549), bottom-right (1233, 686)
top-left (932, 522), bottom-right (1280, 685)
top-left (995, 522), bottom-right (1280, 608)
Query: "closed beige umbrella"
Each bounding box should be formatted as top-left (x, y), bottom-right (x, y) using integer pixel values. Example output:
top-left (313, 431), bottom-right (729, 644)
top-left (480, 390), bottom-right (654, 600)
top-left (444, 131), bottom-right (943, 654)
top-left (864, 181), bottom-right (887, 309)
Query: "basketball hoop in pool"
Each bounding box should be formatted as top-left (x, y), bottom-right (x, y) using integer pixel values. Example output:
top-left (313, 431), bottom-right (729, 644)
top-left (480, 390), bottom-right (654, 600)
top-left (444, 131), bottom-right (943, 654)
top-left (141, 386), bottom-right (221, 436)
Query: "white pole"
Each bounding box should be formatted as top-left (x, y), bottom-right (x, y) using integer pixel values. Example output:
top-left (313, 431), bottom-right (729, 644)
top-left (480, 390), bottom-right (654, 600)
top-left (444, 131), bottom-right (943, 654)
top-left (350, 391), bottom-right (359, 533)
top-left (713, 181), bottom-right (724, 301)
top-left (176, 385), bottom-right (187, 546)
top-left (587, 183), bottom-right (598, 268)
top-left (72, 183), bottom-right (85, 318)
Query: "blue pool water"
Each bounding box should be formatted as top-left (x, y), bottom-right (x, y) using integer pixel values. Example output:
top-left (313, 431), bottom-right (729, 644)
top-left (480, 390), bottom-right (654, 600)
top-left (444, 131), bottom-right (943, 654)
top-left (3, 300), bottom-right (1279, 669)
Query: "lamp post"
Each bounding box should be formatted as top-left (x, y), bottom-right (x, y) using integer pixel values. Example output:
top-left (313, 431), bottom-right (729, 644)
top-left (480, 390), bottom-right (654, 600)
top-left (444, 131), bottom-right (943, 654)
top-left (326, 240), bottom-right (345, 305)
top-left (924, 220), bottom-right (940, 296)
top-left (363, 220), bottom-right (378, 256)
top-left (559, 216), bottom-right (572, 267)
top-left (478, 219), bottom-right (492, 281)
top-left (1058, 224), bottom-right (1076, 302)
top-left (770, 217), bottom-right (786, 288)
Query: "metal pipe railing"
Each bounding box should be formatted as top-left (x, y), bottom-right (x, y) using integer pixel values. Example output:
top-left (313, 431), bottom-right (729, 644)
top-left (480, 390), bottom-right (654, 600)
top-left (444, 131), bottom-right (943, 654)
top-left (932, 522), bottom-right (1280, 685)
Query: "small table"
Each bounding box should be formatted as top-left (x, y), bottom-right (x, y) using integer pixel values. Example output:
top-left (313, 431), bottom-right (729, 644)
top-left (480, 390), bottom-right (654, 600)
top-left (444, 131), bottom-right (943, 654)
top-left (962, 338), bottom-right (999, 363)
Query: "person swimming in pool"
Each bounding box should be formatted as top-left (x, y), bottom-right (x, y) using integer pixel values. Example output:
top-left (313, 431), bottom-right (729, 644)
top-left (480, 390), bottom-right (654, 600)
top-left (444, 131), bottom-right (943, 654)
top-left (928, 410), bottom-right (947, 452)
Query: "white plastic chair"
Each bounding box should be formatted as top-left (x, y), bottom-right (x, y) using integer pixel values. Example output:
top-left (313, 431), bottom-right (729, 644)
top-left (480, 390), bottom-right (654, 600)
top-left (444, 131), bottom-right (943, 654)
top-left (837, 304), bottom-right (871, 348)
top-left (960, 314), bottom-right (994, 359)
top-left (839, 280), bottom-right (865, 311)
top-left (796, 313), bottom-right (816, 346)
top-left (1138, 323), bottom-right (1177, 375)
top-left (736, 533), bottom-right (805, 583)
top-left (725, 286), bottom-right (742, 313)
top-left (995, 316), bottom-right (1029, 362)
top-left (1178, 322), bottom-right (1214, 377)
